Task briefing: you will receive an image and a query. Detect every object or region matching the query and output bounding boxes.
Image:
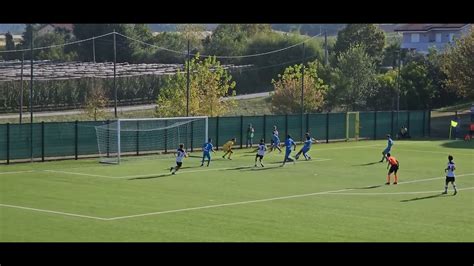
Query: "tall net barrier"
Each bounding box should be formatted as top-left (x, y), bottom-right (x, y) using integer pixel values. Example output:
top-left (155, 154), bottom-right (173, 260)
top-left (1, 111), bottom-right (431, 164)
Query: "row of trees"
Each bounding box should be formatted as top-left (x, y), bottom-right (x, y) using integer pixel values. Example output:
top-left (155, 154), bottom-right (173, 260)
top-left (1, 24), bottom-right (473, 118)
top-left (271, 24), bottom-right (473, 114)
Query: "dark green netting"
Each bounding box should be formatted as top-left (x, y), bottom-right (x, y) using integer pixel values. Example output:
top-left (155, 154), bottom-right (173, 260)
top-left (307, 113), bottom-right (327, 141)
top-left (1, 111), bottom-right (430, 162)
top-left (44, 122), bottom-right (75, 158)
top-left (0, 124), bottom-right (6, 161)
top-left (359, 112), bottom-right (375, 139)
top-left (328, 113), bottom-right (346, 140)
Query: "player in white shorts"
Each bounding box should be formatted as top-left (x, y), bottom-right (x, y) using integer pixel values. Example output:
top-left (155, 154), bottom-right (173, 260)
top-left (170, 143), bottom-right (187, 175)
top-left (255, 139), bottom-right (267, 167)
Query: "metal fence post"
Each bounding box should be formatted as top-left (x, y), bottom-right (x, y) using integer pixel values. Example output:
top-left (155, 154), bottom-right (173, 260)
top-left (428, 110), bottom-right (431, 137)
top-left (164, 120), bottom-right (168, 153)
top-left (240, 115), bottom-right (243, 149)
top-left (106, 120), bottom-right (110, 157)
top-left (391, 110), bottom-right (394, 137)
top-left (136, 120), bottom-right (139, 156)
top-left (326, 112), bottom-right (329, 143)
top-left (422, 110), bottom-right (426, 137)
top-left (373, 111), bottom-right (377, 140)
top-left (216, 116), bottom-right (219, 150)
top-left (41, 121), bottom-right (44, 162)
top-left (407, 111), bottom-right (411, 137)
top-left (6, 123), bottom-right (10, 164)
top-left (263, 115), bottom-right (266, 143)
top-left (75, 120), bottom-right (78, 160)
top-left (190, 121), bottom-right (194, 152)
top-left (306, 113), bottom-right (309, 134)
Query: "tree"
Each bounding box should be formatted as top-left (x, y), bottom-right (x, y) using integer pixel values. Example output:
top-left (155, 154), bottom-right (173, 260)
top-left (233, 32), bottom-right (324, 94)
top-left (203, 24), bottom-right (272, 61)
top-left (176, 24), bottom-right (206, 50)
top-left (73, 24), bottom-right (139, 62)
top-left (399, 61), bottom-right (436, 109)
top-left (332, 44), bottom-right (377, 111)
top-left (366, 70), bottom-right (398, 110)
top-left (155, 55), bottom-right (236, 117)
top-left (34, 32), bottom-right (77, 61)
top-left (426, 48), bottom-right (459, 108)
top-left (3, 32), bottom-right (16, 60)
top-left (442, 29), bottom-right (474, 99)
top-left (84, 81), bottom-right (108, 121)
top-left (271, 61), bottom-right (328, 114)
top-left (334, 24), bottom-right (386, 64)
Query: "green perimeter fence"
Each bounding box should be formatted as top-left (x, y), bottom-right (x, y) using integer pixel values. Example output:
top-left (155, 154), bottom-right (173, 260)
top-left (0, 110), bottom-right (430, 164)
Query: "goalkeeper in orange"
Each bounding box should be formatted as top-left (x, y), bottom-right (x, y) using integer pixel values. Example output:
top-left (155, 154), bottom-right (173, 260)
top-left (385, 153), bottom-right (399, 185)
top-left (222, 138), bottom-right (236, 160)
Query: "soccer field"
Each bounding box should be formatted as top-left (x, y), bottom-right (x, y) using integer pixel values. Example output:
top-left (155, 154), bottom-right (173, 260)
top-left (1, 139), bottom-right (473, 242)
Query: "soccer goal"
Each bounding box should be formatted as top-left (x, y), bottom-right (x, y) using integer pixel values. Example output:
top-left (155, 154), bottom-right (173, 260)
top-left (94, 117), bottom-right (208, 164)
top-left (346, 112), bottom-right (360, 141)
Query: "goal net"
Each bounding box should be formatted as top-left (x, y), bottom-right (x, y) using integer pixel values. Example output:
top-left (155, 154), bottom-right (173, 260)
top-left (94, 117), bottom-right (208, 164)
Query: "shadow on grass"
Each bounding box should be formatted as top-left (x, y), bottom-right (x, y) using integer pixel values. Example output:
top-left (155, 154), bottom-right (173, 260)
top-left (128, 173), bottom-right (170, 180)
top-left (400, 193), bottom-right (446, 202)
top-left (227, 166), bottom-right (256, 171)
top-left (439, 140), bottom-right (474, 150)
top-left (244, 165), bottom-right (281, 171)
top-left (347, 185), bottom-right (383, 190)
top-left (352, 161), bottom-right (381, 166)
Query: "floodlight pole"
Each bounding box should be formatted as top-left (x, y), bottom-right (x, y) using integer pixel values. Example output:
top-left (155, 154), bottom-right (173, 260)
top-left (113, 30), bottom-right (117, 118)
top-left (186, 39), bottom-right (190, 117)
top-left (92, 36), bottom-right (96, 63)
top-left (301, 42), bottom-right (305, 141)
top-left (29, 29), bottom-right (34, 162)
top-left (396, 49), bottom-right (401, 130)
top-left (324, 30), bottom-right (329, 65)
top-left (20, 52), bottom-right (24, 124)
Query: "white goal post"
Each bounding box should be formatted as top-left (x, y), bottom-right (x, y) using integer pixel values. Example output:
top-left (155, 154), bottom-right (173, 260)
top-left (94, 116), bottom-right (208, 164)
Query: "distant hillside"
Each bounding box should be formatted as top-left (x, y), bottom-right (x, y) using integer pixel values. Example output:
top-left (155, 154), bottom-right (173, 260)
top-left (271, 24), bottom-right (346, 36)
top-left (0, 24), bottom-right (25, 34)
top-left (148, 24), bottom-right (218, 32)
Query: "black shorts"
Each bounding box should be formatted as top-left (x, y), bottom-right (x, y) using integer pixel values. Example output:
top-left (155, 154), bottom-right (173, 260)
top-left (446, 176), bottom-right (455, 182)
top-left (388, 165), bottom-right (399, 174)
top-left (256, 154), bottom-right (264, 160)
top-left (176, 162), bottom-right (183, 167)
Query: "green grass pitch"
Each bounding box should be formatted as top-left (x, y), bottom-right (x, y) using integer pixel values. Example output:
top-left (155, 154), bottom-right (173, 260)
top-left (1, 140), bottom-right (473, 242)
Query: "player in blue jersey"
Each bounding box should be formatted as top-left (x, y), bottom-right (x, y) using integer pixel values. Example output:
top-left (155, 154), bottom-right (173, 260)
top-left (201, 138), bottom-right (216, 167)
top-left (295, 133), bottom-right (318, 160)
top-left (281, 135), bottom-right (297, 166)
top-left (270, 126), bottom-right (282, 153)
top-left (380, 134), bottom-right (394, 163)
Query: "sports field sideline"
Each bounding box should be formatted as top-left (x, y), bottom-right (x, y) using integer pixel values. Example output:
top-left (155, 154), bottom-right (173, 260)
top-left (0, 139), bottom-right (473, 242)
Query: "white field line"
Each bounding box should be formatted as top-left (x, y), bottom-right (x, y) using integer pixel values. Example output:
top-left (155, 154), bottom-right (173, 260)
top-left (39, 158), bottom-right (332, 179)
top-left (326, 186), bottom-right (474, 195)
top-left (105, 188), bottom-right (352, 221)
top-left (0, 203), bottom-right (108, 221)
top-left (0, 170), bottom-right (35, 175)
top-left (1, 173), bottom-right (472, 221)
top-left (112, 158), bottom-right (332, 179)
top-left (43, 169), bottom-right (111, 178)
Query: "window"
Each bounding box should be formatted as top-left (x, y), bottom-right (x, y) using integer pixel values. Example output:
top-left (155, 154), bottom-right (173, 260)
top-left (411, 33), bottom-right (420, 43)
top-left (449, 33), bottom-right (455, 42)
top-left (436, 33), bottom-right (442, 43)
